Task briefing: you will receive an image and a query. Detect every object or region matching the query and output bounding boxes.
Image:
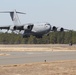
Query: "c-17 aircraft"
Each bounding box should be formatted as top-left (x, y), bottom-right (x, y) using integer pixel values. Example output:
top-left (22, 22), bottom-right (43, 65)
top-left (0, 10), bottom-right (65, 38)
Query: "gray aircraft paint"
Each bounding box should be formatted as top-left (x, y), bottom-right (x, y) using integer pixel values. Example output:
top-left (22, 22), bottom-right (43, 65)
top-left (0, 10), bottom-right (51, 37)
top-left (0, 10), bottom-right (66, 37)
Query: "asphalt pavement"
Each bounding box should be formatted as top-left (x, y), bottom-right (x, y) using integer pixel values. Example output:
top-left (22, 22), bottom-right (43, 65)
top-left (0, 51), bottom-right (76, 65)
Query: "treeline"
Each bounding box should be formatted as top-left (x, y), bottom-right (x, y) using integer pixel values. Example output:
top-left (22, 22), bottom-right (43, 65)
top-left (0, 31), bottom-right (76, 44)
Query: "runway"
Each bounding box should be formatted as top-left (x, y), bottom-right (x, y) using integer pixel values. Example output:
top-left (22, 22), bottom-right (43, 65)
top-left (0, 51), bottom-right (76, 65)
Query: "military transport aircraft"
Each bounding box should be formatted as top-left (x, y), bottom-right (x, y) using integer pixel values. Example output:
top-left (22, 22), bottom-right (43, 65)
top-left (0, 10), bottom-right (65, 38)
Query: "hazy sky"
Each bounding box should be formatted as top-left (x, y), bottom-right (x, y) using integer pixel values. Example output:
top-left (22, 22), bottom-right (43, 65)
top-left (0, 0), bottom-right (76, 30)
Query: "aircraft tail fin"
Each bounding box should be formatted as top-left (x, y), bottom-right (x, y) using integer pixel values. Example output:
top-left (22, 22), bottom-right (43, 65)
top-left (0, 10), bottom-right (26, 26)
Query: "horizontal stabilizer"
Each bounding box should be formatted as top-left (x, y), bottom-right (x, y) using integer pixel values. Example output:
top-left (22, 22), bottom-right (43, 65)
top-left (0, 11), bottom-right (26, 14)
top-left (0, 10), bottom-right (26, 26)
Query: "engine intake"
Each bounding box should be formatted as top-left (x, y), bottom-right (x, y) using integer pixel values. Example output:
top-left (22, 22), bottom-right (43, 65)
top-left (52, 26), bottom-right (57, 31)
top-left (60, 28), bottom-right (64, 32)
top-left (24, 24), bottom-right (34, 31)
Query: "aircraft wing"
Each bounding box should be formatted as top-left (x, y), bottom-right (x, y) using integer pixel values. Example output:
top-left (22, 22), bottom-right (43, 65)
top-left (51, 26), bottom-right (70, 32)
top-left (0, 25), bottom-right (24, 30)
top-left (0, 26), bottom-right (10, 30)
top-left (0, 24), bottom-right (34, 31)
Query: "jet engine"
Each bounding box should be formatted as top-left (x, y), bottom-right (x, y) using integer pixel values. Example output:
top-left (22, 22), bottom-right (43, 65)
top-left (23, 25), bottom-right (29, 30)
top-left (10, 26), bottom-right (16, 30)
top-left (60, 28), bottom-right (64, 32)
top-left (23, 24), bottom-right (34, 31)
top-left (9, 24), bottom-right (34, 31)
top-left (52, 26), bottom-right (57, 31)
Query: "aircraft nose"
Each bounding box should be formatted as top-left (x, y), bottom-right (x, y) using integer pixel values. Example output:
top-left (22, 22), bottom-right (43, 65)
top-left (46, 24), bottom-right (51, 30)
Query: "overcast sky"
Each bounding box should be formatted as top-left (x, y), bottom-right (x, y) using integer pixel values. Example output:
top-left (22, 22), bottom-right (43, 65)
top-left (0, 0), bottom-right (76, 30)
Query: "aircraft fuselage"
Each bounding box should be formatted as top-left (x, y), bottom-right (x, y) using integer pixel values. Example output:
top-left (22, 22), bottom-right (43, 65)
top-left (23, 23), bottom-right (51, 38)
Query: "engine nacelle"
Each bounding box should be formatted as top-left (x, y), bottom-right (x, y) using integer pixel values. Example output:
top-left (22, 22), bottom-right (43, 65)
top-left (23, 25), bottom-right (28, 30)
top-left (23, 24), bottom-right (34, 30)
top-left (10, 26), bottom-right (15, 30)
top-left (60, 28), bottom-right (64, 32)
top-left (52, 26), bottom-right (57, 31)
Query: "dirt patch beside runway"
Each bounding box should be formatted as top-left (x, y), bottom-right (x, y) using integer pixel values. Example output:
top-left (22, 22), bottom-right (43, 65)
top-left (0, 60), bottom-right (76, 75)
top-left (0, 53), bottom-right (10, 56)
top-left (0, 44), bottom-right (76, 75)
top-left (0, 44), bottom-right (76, 51)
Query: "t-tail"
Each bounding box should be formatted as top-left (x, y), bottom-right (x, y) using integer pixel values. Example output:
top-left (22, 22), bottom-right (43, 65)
top-left (0, 10), bottom-right (26, 26)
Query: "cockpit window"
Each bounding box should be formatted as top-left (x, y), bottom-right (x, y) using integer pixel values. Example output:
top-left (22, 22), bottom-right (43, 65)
top-left (45, 23), bottom-right (50, 25)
